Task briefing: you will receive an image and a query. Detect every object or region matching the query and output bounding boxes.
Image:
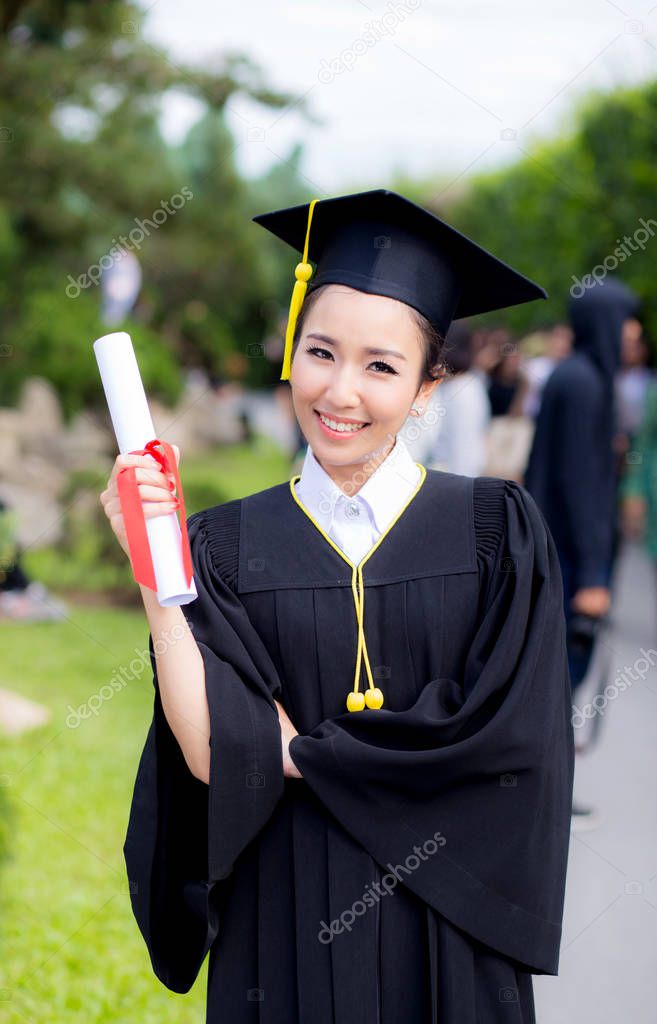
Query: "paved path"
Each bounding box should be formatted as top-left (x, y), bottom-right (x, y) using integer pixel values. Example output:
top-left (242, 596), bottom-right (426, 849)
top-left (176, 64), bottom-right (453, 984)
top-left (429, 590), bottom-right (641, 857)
top-left (535, 540), bottom-right (657, 1022)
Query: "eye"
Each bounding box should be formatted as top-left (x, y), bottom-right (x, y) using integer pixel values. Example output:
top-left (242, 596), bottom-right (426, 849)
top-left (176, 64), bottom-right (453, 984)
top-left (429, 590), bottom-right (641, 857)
top-left (305, 345), bottom-right (332, 360)
top-left (304, 346), bottom-right (398, 375)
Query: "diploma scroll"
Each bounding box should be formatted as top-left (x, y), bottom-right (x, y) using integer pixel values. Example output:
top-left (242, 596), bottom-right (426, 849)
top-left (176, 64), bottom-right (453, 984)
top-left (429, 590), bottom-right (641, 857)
top-left (94, 331), bottom-right (198, 607)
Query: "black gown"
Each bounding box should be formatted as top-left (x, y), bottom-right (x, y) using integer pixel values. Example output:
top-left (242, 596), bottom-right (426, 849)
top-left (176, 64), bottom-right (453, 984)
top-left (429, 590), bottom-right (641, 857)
top-left (123, 466), bottom-right (574, 1024)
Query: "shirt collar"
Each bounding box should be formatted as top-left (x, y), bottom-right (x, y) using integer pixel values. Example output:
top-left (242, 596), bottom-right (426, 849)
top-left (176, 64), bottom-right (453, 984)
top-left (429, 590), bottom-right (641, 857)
top-left (295, 434), bottom-right (421, 535)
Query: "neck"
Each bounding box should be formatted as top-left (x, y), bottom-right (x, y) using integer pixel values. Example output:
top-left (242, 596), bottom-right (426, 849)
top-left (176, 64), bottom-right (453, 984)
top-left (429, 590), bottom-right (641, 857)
top-left (315, 436), bottom-right (397, 495)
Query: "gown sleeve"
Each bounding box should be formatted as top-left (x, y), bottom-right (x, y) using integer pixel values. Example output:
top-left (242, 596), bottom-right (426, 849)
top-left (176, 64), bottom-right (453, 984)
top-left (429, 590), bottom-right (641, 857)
top-left (123, 504), bottom-right (285, 993)
top-left (288, 478), bottom-right (574, 975)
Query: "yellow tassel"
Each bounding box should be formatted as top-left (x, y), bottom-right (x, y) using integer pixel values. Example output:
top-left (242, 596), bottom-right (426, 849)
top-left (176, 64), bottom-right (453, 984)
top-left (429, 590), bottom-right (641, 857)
top-left (281, 263), bottom-right (312, 379)
top-left (280, 198), bottom-right (319, 381)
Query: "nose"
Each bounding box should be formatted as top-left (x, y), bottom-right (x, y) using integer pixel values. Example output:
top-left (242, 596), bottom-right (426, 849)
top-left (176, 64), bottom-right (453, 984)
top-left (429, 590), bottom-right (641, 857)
top-left (323, 362), bottom-right (362, 410)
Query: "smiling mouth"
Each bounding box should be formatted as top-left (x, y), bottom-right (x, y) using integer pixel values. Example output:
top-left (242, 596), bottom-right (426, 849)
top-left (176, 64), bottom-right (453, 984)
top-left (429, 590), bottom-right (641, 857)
top-left (314, 409), bottom-right (371, 434)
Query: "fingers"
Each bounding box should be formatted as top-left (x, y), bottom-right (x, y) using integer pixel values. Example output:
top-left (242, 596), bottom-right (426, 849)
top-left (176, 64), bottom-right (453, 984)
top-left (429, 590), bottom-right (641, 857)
top-left (142, 500), bottom-right (181, 519)
top-left (132, 483), bottom-right (177, 503)
top-left (101, 446), bottom-right (182, 553)
top-left (109, 512), bottom-right (127, 543)
top-left (102, 467), bottom-right (175, 504)
top-left (109, 452), bottom-right (161, 483)
top-left (103, 496), bottom-right (180, 521)
top-left (109, 450), bottom-right (181, 481)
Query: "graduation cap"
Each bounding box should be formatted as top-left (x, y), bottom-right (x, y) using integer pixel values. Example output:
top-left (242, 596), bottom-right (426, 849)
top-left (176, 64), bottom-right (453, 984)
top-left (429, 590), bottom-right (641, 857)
top-left (252, 188), bottom-right (548, 380)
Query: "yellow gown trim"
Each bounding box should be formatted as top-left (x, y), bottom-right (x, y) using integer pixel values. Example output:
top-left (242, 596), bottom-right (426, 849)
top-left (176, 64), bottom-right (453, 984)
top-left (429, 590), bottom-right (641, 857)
top-left (289, 463), bottom-right (428, 711)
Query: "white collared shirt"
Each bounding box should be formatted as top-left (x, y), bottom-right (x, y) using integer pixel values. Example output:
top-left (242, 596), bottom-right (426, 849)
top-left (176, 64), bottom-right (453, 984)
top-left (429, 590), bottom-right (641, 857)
top-left (294, 435), bottom-right (422, 565)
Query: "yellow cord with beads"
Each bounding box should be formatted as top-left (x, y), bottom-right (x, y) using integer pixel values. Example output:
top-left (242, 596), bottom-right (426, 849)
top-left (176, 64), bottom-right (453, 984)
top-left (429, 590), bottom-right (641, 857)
top-left (346, 560), bottom-right (385, 711)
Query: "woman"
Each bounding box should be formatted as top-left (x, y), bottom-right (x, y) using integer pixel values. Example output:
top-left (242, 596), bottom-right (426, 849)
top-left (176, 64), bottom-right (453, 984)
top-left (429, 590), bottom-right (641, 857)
top-left (101, 190), bottom-right (574, 1023)
top-left (621, 375), bottom-right (657, 591)
top-left (423, 320), bottom-right (491, 476)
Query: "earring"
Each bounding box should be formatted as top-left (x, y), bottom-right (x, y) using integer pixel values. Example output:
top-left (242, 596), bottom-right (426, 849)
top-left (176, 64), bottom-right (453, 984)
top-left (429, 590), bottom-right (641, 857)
top-left (411, 404), bottom-right (424, 416)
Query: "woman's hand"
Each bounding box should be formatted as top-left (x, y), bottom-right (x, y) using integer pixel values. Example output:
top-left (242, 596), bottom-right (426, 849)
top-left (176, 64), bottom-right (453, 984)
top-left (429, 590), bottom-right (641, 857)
top-left (274, 699), bottom-right (303, 779)
top-left (100, 445), bottom-right (181, 559)
top-left (571, 586), bottom-right (611, 618)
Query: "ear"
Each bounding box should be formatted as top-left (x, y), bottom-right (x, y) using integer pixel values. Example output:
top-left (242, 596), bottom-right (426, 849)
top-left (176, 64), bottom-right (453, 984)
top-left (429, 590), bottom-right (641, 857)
top-left (416, 376), bottom-right (442, 407)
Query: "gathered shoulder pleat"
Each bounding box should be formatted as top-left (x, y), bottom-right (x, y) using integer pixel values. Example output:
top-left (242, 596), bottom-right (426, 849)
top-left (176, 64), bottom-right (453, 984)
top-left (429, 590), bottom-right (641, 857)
top-left (472, 476), bottom-right (508, 565)
top-left (190, 500), bottom-right (241, 592)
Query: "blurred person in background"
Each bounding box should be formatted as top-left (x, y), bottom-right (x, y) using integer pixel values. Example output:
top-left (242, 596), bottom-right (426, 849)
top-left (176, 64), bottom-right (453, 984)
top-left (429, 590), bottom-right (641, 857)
top-left (483, 327), bottom-right (527, 416)
top-left (611, 317), bottom-right (653, 568)
top-left (621, 374), bottom-right (657, 579)
top-left (522, 323), bottom-right (573, 420)
top-left (478, 328), bottom-right (535, 481)
top-left (426, 321), bottom-right (490, 476)
top-left (264, 316), bottom-right (308, 466)
top-left (524, 276), bottom-right (640, 824)
top-left (0, 498), bottom-right (67, 622)
top-left (615, 315), bottom-right (653, 466)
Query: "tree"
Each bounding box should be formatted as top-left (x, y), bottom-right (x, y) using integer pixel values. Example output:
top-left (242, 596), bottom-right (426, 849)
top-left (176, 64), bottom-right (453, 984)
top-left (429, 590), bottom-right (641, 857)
top-left (0, 0), bottom-right (311, 412)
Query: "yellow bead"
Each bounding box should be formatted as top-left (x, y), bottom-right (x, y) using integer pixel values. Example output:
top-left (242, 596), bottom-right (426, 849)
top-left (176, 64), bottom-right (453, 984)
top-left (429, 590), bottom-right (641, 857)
top-left (346, 691), bottom-right (365, 712)
top-left (295, 261), bottom-right (313, 283)
top-left (365, 688), bottom-right (384, 709)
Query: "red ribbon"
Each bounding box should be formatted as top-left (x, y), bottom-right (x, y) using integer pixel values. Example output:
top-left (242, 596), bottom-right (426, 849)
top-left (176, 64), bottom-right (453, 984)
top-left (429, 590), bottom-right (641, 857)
top-left (116, 438), bottom-right (193, 593)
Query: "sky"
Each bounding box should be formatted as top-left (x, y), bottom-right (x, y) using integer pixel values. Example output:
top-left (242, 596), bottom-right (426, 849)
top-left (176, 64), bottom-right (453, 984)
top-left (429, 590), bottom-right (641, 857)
top-left (139, 0), bottom-right (657, 196)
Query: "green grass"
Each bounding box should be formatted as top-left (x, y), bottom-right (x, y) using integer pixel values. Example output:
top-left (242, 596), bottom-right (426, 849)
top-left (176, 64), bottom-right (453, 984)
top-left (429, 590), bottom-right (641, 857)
top-left (0, 440), bottom-right (295, 1020)
top-left (0, 605), bottom-right (208, 1022)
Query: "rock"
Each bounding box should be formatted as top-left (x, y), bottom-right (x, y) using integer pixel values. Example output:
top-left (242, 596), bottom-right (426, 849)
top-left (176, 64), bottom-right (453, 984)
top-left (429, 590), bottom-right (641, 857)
top-left (12, 455), bottom-right (67, 495)
top-left (0, 410), bottom-right (21, 474)
top-left (18, 378), bottom-right (63, 455)
top-left (0, 482), bottom-right (63, 547)
top-left (0, 688), bottom-right (51, 737)
top-left (55, 410), bottom-right (114, 473)
top-left (149, 383), bottom-right (243, 455)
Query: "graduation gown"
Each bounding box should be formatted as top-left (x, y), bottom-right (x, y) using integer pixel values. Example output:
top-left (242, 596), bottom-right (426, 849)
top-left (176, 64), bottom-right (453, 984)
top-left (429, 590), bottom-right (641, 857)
top-left (123, 467), bottom-right (574, 1024)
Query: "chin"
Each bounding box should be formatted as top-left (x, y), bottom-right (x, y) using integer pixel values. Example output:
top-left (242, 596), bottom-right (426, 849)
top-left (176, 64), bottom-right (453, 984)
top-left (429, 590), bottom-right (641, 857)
top-left (317, 435), bottom-right (387, 464)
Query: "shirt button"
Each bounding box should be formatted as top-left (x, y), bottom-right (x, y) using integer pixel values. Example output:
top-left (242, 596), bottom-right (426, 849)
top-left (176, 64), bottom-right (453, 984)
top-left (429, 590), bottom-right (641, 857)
top-left (346, 501), bottom-right (361, 518)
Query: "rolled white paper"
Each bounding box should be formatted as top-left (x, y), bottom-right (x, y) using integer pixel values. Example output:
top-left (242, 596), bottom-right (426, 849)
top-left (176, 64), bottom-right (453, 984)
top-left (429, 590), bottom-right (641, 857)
top-left (94, 331), bottom-right (198, 607)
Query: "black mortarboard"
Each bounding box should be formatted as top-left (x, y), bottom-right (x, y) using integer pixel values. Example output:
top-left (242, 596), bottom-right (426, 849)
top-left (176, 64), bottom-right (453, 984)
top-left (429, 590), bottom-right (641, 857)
top-left (252, 188), bottom-right (548, 380)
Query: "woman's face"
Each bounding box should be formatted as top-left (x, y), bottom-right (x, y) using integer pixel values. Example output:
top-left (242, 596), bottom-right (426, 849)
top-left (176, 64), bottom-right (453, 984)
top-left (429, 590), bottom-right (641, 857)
top-left (290, 284), bottom-right (440, 481)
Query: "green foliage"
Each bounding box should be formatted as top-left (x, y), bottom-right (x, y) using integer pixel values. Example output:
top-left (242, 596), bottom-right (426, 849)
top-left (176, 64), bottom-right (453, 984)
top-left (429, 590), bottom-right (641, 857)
top-left (0, 506), bottom-right (19, 570)
top-left (181, 467), bottom-right (231, 517)
top-left (445, 81), bottom-right (657, 343)
top-left (4, 0), bottom-right (657, 409)
top-left (0, 0), bottom-right (310, 414)
top-left (0, 285), bottom-right (183, 418)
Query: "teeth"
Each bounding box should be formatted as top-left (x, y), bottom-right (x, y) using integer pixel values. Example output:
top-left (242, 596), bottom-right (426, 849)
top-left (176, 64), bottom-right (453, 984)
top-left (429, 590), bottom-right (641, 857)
top-left (319, 413), bottom-right (366, 432)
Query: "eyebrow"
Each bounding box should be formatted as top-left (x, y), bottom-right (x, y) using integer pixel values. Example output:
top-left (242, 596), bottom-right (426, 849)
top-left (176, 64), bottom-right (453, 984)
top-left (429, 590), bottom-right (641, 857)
top-left (305, 332), bottom-right (407, 362)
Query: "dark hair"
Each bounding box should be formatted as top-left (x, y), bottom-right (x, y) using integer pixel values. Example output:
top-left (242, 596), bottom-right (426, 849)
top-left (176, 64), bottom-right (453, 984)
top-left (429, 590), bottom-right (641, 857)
top-left (441, 320), bottom-right (474, 375)
top-left (291, 283), bottom-right (448, 385)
